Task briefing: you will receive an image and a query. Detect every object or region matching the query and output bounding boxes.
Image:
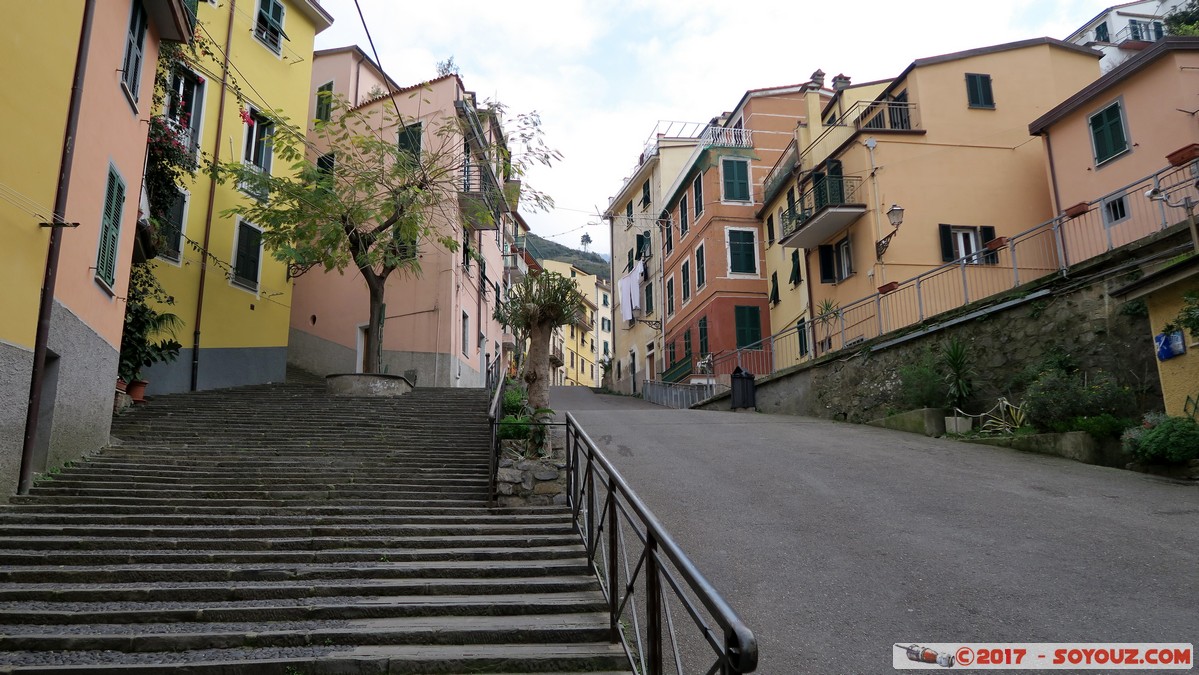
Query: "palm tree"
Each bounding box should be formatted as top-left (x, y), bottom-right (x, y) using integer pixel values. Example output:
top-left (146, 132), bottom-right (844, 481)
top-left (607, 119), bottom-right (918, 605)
top-left (494, 271), bottom-right (587, 412)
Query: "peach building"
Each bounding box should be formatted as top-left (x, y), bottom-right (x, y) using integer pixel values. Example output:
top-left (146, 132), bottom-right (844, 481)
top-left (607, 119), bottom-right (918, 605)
top-left (0, 1), bottom-right (192, 494)
top-left (1031, 37), bottom-right (1199, 415)
top-left (287, 63), bottom-right (512, 387)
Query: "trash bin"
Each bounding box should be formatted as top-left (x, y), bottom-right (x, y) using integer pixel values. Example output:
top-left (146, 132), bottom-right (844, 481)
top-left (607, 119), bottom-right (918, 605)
top-left (731, 367), bottom-right (755, 410)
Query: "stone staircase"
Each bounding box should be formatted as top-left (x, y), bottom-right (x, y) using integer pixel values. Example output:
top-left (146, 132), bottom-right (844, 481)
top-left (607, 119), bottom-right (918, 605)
top-left (0, 374), bottom-right (630, 674)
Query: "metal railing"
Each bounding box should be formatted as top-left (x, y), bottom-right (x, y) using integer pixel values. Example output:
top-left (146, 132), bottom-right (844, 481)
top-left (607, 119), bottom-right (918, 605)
top-left (762, 140), bottom-right (798, 204)
top-left (643, 380), bottom-right (727, 409)
top-left (711, 162), bottom-right (1199, 379)
top-left (565, 413), bottom-right (758, 673)
top-left (799, 100), bottom-right (918, 170)
top-left (702, 125), bottom-right (753, 148)
top-left (660, 356), bottom-right (693, 384)
top-left (485, 364), bottom-right (506, 509)
top-left (780, 175), bottom-right (865, 239)
top-left (1115, 20), bottom-right (1165, 44)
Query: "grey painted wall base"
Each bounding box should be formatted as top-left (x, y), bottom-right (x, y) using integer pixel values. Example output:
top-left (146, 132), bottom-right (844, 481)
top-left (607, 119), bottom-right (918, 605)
top-left (288, 328), bottom-right (483, 388)
top-left (143, 346), bottom-right (288, 394)
top-left (326, 373), bottom-right (413, 397)
top-left (1, 301), bottom-right (119, 496)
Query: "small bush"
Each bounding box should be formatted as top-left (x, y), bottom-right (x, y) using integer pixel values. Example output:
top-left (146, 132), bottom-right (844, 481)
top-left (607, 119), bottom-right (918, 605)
top-left (1061, 413), bottom-right (1134, 440)
top-left (1023, 369), bottom-right (1134, 432)
top-left (501, 387), bottom-right (526, 416)
top-left (898, 349), bottom-right (943, 409)
top-left (497, 414), bottom-right (530, 440)
top-left (1123, 414), bottom-right (1199, 464)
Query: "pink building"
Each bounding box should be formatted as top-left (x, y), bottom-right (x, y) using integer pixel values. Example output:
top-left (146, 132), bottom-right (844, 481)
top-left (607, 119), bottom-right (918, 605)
top-left (288, 57), bottom-right (513, 387)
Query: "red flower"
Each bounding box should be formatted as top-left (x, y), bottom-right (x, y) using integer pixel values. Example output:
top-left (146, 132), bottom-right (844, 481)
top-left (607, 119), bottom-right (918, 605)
top-left (196, 76), bottom-right (205, 85)
top-left (238, 107), bottom-right (254, 126)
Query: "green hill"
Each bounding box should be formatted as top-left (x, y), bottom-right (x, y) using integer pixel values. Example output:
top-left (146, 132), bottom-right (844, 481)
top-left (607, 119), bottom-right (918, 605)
top-left (524, 232), bottom-right (611, 281)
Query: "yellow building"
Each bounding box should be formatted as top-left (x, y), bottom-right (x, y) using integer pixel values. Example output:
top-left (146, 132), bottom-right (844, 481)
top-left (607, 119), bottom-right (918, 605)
top-left (146, 0), bottom-right (332, 392)
top-left (543, 260), bottom-right (603, 386)
top-left (0, 1), bottom-right (192, 494)
top-left (776, 39), bottom-right (1102, 355)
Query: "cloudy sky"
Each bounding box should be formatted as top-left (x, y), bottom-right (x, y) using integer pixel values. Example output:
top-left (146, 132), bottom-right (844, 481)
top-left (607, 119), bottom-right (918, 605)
top-left (313, 0), bottom-right (1124, 257)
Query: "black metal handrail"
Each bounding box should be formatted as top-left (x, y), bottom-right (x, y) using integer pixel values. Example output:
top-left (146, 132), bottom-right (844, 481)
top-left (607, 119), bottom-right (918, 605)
top-left (565, 412), bottom-right (758, 674)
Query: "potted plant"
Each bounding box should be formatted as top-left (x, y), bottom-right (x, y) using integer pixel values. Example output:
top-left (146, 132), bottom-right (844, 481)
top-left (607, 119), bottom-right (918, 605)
top-left (118, 262), bottom-right (183, 403)
top-left (941, 337), bottom-right (975, 434)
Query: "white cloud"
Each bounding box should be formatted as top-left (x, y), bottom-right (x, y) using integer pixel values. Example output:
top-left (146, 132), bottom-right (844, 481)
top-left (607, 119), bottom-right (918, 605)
top-left (317, 0), bottom-right (1121, 255)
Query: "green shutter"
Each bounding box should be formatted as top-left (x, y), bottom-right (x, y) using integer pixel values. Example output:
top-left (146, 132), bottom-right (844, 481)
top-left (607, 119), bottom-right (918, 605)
top-left (734, 305), bottom-right (761, 348)
top-left (666, 278), bottom-right (674, 315)
top-left (644, 281), bottom-right (653, 314)
top-left (797, 318), bottom-right (809, 356)
top-left (160, 189), bottom-right (185, 260)
top-left (693, 174), bottom-right (703, 216)
top-left (730, 230), bottom-right (756, 274)
top-left (96, 168), bottom-right (125, 286)
top-left (769, 273), bottom-right (779, 305)
top-left (789, 250), bottom-right (801, 285)
top-left (696, 246), bottom-right (705, 287)
top-left (680, 195), bottom-right (688, 234)
top-left (684, 329), bottom-right (692, 356)
top-left (235, 223), bottom-right (261, 286)
top-left (398, 122), bottom-right (422, 159)
top-left (316, 82), bottom-right (333, 122)
top-left (966, 74), bottom-right (994, 108)
top-left (698, 317), bottom-right (708, 354)
top-left (682, 261), bottom-right (690, 300)
top-left (723, 159), bottom-right (749, 201)
top-left (1091, 103), bottom-right (1126, 163)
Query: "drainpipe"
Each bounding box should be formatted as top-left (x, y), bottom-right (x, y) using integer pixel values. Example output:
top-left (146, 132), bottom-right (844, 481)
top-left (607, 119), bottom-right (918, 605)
top-left (190, 0), bottom-right (235, 391)
top-left (1042, 132), bottom-right (1063, 216)
top-left (18, 0), bottom-right (97, 495)
top-left (865, 137), bottom-right (885, 284)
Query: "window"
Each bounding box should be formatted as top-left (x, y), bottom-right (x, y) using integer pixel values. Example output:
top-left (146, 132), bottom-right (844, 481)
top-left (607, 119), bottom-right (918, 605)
top-left (693, 174), bottom-right (703, 218)
top-left (666, 277), bottom-right (675, 315)
top-left (571, 352), bottom-right (575, 368)
top-left (965, 73), bottom-right (994, 109)
top-left (666, 342), bottom-right (676, 367)
top-left (233, 220), bottom-right (263, 290)
top-left (1103, 195), bottom-right (1129, 227)
top-left (462, 312), bottom-right (470, 355)
top-left (797, 318), bottom-right (810, 357)
top-left (664, 218), bottom-right (673, 255)
top-left (242, 107), bottom-right (274, 197)
top-left (734, 306), bottom-right (762, 348)
top-left (159, 189), bottom-right (187, 262)
top-left (788, 249), bottom-right (802, 286)
top-left (315, 81), bottom-right (334, 122)
top-left (570, 326), bottom-right (575, 339)
top-left (462, 232), bottom-right (472, 269)
top-left (1090, 101), bottom-right (1128, 165)
top-left (769, 272), bottom-right (780, 306)
top-left (601, 317), bottom-right (611, 332)
top-left (727, 228), bottom-right (758, 275)
top-left (938, 224), bottom-right (998, 264)
top-left (722, 158), bottom-right (750, 202)
top-left (679, 195), bottom-right (689, 237)
top-left (641, 180), bottom-right (651, 207)
top-left (616, 360), bottom-right (621, 380)
top-left (603, 340), bottom-right (609, 355)
top-left (626, 247), bottom-right (634, 272)
top-left (626, 201), bottom-right (633, 227)
top-left (166, 69), bottom-right (205, 152)
top-left (96, 167), bottom-right (126, 287)
top-left (316, 152), bottom-right (336, 180)
top-left (398, 122), bottom-right (422, 160)
top-left (644, 281), bottom-right (654, 315)
top-left (681, 260), bottom-right (691, 302)
top-left (1128, 19), bottom-right (1164, 41)
top-left (254, 0), bottom-right (286, 54)
top-left (684, 329), bottom-right (692, 356)
top-left (695, 244), bottom-right (706, 288)
top-left (635, 231), bottom-right (650, 260)
top-left (603, 293), bottom-right (609, 307)
top-left (1095, 21), bottom-right (1110, 42)
top-left (122, 2), bottom-right (149, 101)
top-left (766, 215), bottom-right (775, 245)
top-left (818, 235), bottom-right (853, 283)
top-left (698, 317), bottom-right (709, 355)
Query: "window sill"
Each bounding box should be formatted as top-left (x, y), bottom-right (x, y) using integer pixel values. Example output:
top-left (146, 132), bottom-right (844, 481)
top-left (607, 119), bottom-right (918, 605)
top-left (967, 104), bottom-right (996, 110)
top-left (94, 275), bottom-right (117, 297)
top-left (120, 82), bottom-right (140, 116)
top-left (1095, 148), bottom-right (1131, 169)
top-left (231, 277), bottom-right (259, 294)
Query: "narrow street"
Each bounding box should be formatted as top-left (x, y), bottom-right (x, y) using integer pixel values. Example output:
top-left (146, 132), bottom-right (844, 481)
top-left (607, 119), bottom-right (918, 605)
top-left (552, 387), bottom-right (1199, 674)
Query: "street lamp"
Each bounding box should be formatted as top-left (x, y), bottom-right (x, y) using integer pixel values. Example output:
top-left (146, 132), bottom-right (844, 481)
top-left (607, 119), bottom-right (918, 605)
top-left (876, 204), bottom-right (905, 259)
top-left (1145, 186), bottom-right (1199, 253)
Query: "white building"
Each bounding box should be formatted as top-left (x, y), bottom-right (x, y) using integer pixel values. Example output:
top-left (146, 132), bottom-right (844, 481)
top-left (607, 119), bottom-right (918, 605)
top-left (1066, 0), bottom-right (1188, 71)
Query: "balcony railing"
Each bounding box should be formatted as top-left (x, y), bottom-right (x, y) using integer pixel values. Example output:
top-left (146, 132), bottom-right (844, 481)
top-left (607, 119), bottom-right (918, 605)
top-left (799, 100), bottom-right (918, 171)
top-left (701, 125), bottom-right (753, 148)
top-left (1115, 20), bottom-right (1165, 44)
top-left (459, 162), bottom-right (503, 230)
top-left (661, 356), bottom-right (693, 383)
top-left (762, 140), bottom-right (798, 206)
top-left (779, 175), bottom-right (865, 241)
top-left (711, 161), bottom-right (1198, 380)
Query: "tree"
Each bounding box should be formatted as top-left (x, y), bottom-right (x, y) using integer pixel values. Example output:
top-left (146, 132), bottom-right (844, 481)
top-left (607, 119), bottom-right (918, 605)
top-left (580, 233), bottom-right (591, 252)
top-left (215, 92), bottom-right (557, 373)
top-left (494, 271), bottom-right (587, 413)
top-left (436, 56), bottom-right (460, 77)
top-left (1166, 1), bottom-right (1199, 35)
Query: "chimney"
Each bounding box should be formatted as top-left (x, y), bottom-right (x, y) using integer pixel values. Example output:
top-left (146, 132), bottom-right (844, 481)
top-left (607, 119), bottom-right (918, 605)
top-left (810, 69), bottom-right (826, 88)
top-left (832, 74), bottom-right (851, 91)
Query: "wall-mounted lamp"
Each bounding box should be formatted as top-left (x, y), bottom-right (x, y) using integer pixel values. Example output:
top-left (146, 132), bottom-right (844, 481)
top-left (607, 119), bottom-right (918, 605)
top-left (876, 204), bottom-right (905, 259)
top-left (1146, 185), bottom-right (1199, 253)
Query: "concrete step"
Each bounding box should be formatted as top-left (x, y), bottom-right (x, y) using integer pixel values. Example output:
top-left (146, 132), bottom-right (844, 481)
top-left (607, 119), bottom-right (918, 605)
top-left (0, 523), bottom-right (572, 538)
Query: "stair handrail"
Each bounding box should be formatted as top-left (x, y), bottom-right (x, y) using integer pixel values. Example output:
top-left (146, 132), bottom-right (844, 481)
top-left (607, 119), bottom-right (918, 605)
top-left (486, 372), bottom-right (506, 508)
top-left (565, 412), bottom-right (758, 674)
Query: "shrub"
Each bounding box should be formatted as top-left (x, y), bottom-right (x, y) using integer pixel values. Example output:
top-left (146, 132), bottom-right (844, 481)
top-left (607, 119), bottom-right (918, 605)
top-left (1062, 413), bottom-right (1134, 440)
top-left (501, 387), bottom-right (526, 416)
top-left (497, 414), bottom-right (530, 440)
top-left (898, 349), bottom-right (942, 409)
top-left (1123, 414), bottom-right (1199, 464)
top-left (1023, 369), bottom-right (1134, 432)
top-left (941, 337), bottom-right (974, 410)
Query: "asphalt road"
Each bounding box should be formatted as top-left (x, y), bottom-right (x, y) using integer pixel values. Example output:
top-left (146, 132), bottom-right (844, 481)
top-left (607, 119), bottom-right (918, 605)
top-left (550, 386), bottom-right (1199, 674)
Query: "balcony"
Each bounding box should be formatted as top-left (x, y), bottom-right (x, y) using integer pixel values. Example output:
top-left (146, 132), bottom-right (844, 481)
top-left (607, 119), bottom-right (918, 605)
top-left (777, 175), bottom-right (866, 249)
top-left (700, 125), bottom-right (753, 148)
top-left (763, 140), bottom-right (798, 205)
top-left (1114, 20), bottom-right (1166, 48)
top-left (504, 242), bottom-right (530, 281)
top-left (458, 162), bottom-right (503, 230)
top-left (799, 100), bottom-right (919, 171)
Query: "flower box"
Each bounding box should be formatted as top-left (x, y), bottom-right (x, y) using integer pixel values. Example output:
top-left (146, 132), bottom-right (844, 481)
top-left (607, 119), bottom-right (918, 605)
top-left (1167, 143), bottom-right (1199, 167)
top-left (985, 236), bottom-right (1008, 251)
top-left (1064, 202), bottom-right (1090, 219)
top-left (877, 281), bottom-right (900, 294)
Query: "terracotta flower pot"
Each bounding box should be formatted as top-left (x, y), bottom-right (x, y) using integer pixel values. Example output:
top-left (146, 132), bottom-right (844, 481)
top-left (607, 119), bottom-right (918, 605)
top-left (115, 378), bottom-right (128, 394)
top-left (877, 281), bottom-right (900, 294)
top-left (127, 379), bottom-right (149, 404)
top-left (1064, 202), bottom-right (1090, 219)
top-left (985, 236), bottom-right (1008, 251)
top-left (1166, 143), bottom-right (1199, 167)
